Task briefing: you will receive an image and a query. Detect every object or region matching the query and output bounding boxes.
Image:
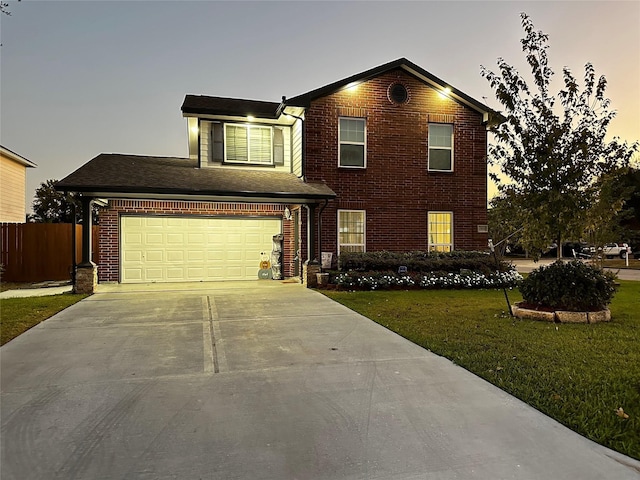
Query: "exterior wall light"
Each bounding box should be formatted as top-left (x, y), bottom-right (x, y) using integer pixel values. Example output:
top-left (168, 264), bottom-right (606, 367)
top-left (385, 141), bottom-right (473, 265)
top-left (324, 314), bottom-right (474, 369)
top-left (438, 87), bottom-right (452, 99)
top-left (283, 207), bottom-right (292, 220)
top-left (345, 82), bottom-right (359, 92)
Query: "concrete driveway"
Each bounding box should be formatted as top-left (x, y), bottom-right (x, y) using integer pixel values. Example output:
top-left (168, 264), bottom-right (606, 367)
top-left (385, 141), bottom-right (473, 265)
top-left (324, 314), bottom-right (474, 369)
top-left (1, 282), bottom-right (639, 479)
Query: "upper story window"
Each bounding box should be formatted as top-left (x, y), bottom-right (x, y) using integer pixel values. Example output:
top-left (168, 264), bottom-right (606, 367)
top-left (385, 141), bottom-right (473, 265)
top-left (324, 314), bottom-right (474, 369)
top-left (225, 124), bottom-right (274, 165)
top-left (339, 117), bottom-right (366, 168)
top-left (211, 123), bottom-right (285, 166)
top-left (428, 123), bottom-right (454, 171)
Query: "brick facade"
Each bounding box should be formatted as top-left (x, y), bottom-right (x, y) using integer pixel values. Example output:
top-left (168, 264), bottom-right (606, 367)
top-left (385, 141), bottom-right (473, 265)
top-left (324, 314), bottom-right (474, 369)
top-left (98, 199), bottom-right (296, 282)
top-left (303, 69), bottom-right (488, 257)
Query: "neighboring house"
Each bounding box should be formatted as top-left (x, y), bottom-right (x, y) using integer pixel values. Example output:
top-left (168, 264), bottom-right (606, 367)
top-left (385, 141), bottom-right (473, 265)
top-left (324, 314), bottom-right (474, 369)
top-left (0, 145), bottom-right (37, 223)
top-left (56, 58), bottom-right (500, 285)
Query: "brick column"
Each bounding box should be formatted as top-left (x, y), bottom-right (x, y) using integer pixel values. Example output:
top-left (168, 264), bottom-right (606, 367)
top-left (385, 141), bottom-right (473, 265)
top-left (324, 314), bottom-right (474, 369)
top-left (302, 262), bottom-right (321, 288)
top-left (75, 262), bottom-right (97, 294)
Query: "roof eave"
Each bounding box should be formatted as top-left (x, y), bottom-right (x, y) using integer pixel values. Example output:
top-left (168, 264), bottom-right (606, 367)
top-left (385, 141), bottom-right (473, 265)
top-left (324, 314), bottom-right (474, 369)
top-left (0, 146), bottom-right (38, 168)
top-left (53, 185), bottom-right (336, 202)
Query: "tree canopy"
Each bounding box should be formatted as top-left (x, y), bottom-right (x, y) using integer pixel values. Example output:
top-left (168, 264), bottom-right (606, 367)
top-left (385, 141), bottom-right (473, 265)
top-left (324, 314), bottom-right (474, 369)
top-left (481, 13), bottom-right (638, 258)
top-left (30, 179), bottom-right (98, 224)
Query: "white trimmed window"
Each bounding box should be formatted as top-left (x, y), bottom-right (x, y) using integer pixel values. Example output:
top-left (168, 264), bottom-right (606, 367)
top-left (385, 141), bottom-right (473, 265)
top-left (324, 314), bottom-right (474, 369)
top-left (428, 123), bottom-right (453, 171)
top-left (338, 210), bottom-right (366, 254)
top-left (428, 211), bottom-right (453, 252)
top-left (339, 117), bottom-right (366, 168)
top-left (224, 124), bottom-right (273, 165)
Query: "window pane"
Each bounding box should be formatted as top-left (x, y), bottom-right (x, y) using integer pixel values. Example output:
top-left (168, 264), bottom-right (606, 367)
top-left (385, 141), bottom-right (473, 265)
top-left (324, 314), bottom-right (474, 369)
top-left (429, 149), bottom-right (451, 170)
top-left (429, 124), bottom-right (452, 147)
top-left (428, 212), bottom-right (452, 251)
top-left (340, 118), bottom-right (365, 143)
top-left (249, 126), bottom-right (272, 164)
top-left (340, 245), bottom-right (364, 253)
top-left (226, 125), bottom-right (248, 162)
top-left (340, 144), bottom-right (365, 167)
top-left (338, 211), bottom-right (365, 253)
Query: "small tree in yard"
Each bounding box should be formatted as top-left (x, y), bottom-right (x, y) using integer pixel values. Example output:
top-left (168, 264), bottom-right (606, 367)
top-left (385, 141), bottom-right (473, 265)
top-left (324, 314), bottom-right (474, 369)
top-left (30, 179), bottom-right (98, 224)
top-left (481, 13), bottom-right (638, 260)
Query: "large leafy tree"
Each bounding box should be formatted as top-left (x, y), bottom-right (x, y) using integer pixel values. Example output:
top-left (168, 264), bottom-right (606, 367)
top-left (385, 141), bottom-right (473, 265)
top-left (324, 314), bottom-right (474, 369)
top-left (481, 13), bottom-right (637, 259)
top-left (30, 179), bottom-right (98, 224)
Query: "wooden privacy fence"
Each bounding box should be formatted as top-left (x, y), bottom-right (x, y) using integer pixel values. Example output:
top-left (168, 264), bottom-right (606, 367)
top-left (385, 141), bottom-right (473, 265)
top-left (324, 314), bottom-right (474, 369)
top-left (1, 223), bottom-right (99, 282)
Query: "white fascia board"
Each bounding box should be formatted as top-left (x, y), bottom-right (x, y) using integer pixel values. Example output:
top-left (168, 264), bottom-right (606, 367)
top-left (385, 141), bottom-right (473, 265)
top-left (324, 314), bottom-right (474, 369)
top-left (182, 112), bottom-right (296, 127)
top-left (0, 146), bottom-right (38, 168)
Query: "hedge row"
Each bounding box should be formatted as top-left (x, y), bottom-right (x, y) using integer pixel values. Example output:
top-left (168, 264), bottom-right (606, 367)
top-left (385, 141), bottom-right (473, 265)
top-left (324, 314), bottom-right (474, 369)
top-left (332, 269), bottom-right (522, 291)
top-left (337, 250), bottom-right (507, 275)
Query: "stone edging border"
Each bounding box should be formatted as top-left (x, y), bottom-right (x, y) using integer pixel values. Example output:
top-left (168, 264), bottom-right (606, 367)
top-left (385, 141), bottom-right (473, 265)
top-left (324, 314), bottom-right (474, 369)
top-left (512, 304), bottom-right (611, 323)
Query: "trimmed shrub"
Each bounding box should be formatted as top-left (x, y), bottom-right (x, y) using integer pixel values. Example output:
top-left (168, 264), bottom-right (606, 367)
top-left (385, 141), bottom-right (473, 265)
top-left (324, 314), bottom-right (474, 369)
top-left (338, 250), bottom-right (507, 275)
top-left (333, 269), bottom-right (522, 291)
top-left (519, 260), bottom-right (617, 311)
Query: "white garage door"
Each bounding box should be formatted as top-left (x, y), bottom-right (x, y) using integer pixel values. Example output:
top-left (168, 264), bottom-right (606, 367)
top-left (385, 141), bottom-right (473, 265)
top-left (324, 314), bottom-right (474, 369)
top-left (121, 215), bottom-right (282, 283)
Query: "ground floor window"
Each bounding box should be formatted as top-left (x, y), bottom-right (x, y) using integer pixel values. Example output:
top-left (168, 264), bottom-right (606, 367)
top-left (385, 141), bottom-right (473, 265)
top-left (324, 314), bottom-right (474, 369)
top-left (338, 210), bottom-right (365, 254)
top-left (428, 211), bottom-right (453, 252)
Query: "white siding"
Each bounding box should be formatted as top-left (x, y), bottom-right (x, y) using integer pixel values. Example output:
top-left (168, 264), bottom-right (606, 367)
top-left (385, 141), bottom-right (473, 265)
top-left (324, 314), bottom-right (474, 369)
top-left (199, 120), bottom-right (211, 166)
top-left (0, 154), bottom-right (27, 223)
top-left (291, 118), bottom-right (303, 177)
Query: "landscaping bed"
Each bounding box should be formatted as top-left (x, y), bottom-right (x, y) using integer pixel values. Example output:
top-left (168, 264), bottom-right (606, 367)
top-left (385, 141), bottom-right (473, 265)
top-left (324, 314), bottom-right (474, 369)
top-left (322, 250), bottom-right (521, 291)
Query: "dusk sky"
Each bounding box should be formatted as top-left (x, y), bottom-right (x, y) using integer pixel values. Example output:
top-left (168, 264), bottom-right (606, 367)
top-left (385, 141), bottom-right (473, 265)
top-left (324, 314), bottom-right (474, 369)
top-left (1, 1), bottom-right (638, 211)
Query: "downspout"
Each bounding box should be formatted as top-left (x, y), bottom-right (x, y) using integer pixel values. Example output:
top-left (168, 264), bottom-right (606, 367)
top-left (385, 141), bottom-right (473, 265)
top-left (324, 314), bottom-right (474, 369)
top-left (317, 199), bottom-right (329, 270)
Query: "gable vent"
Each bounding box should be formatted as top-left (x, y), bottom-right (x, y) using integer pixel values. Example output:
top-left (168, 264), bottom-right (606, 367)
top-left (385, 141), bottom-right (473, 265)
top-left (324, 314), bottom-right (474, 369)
top-left (388, 83), bottom-right (409, 104)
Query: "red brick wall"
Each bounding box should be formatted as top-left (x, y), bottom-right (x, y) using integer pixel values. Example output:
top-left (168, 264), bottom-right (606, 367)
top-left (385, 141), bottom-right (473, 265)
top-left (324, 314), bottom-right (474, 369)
top-left (303, 69), bottom-right (488, 259)
top-left (98, 200), bottom-right (292, 282)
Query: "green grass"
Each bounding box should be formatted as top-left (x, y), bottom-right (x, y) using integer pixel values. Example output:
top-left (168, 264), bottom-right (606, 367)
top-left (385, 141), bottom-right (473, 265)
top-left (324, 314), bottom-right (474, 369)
top-left (0, 294), bottom-right (88, 346)
top-left (322, 282), bottom-right (640, 460)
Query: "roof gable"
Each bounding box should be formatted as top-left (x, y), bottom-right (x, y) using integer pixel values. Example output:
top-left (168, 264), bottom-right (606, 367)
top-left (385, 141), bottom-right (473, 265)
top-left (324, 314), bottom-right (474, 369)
top-left (284, 58), bottom-right (496, 119)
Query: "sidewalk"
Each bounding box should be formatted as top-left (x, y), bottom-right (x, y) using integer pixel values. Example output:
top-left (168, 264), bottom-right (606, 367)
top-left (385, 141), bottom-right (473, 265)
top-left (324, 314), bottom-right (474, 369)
top-left (0, 283), bottom-right (73, 299)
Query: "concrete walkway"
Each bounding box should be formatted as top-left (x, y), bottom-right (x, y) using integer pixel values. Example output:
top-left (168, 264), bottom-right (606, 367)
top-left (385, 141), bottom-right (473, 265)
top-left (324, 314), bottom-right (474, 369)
top-left (1, 281), bottom-right (639, 479)
top-left (0, 285), bottom-right (73, 298)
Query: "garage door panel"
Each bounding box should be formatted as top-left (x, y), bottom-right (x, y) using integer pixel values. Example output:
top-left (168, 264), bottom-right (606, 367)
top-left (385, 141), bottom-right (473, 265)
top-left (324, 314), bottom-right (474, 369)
top-left (145, 233), bottom-right (163, 244)
top-left (188, 250), bottom-right (205, 262)
top-left (145, 217), bottom-right (165, 227)
top-left (121, 216), bottom-right (281, 283)
top-left (145, 268), bottom-right (163, 280)
top-left (166, 233), bottom-right (184, 244)
top-left (146, 250), bottom-right (163, 262)
top-left (166, 250), bottom-right (185, 262)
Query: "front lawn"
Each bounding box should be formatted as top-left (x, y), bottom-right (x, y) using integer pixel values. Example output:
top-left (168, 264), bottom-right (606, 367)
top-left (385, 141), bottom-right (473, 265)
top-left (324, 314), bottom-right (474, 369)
top-left (322, 281), bottom-right (640, 460)
top-left (0, 294), bottom-right (88, 346)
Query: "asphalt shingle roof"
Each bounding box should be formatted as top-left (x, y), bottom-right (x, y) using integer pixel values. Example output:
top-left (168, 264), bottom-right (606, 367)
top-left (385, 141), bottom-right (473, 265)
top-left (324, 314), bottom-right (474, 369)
top-left (55, 154), bottom-right (336, 200)
top-left (181, 96), bottom-right (281, 118)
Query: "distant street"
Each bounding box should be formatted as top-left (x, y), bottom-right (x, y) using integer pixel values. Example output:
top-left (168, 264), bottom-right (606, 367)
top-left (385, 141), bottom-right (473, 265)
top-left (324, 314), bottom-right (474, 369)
top-left (510, 258), bottom-right (640, 281)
